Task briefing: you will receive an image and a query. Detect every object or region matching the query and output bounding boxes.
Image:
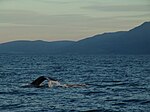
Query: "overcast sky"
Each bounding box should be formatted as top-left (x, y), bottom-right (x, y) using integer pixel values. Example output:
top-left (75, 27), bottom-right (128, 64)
top-left (0, 0), bottom-right (150, 43)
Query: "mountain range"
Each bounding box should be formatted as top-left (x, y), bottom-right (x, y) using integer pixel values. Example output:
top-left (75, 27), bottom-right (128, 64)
top-left (0, 22), bottom-right (150, 54)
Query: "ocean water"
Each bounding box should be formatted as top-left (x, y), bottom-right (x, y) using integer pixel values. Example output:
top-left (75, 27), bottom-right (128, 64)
top-left (0, 54), bottom-right (150, 112)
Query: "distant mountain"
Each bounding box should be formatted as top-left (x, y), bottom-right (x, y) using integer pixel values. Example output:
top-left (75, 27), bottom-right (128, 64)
top-left (0, 40), bottom-right (75, 54)
top-left (0, 22), bottom-right (150, 54)
top-left (67, 22), bottom-right (150, 54)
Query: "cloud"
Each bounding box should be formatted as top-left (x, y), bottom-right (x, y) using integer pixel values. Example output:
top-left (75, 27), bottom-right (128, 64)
top-left (0, 0), bottom-right (150, 42)
top-left (83, 4), bottom-right (150, 12)
top-left (0, 9), bottom-right (149, 32)
top-left (0, 9), bottom-right (103, 27)
top-left (37, 0), bottom-right (70, 4)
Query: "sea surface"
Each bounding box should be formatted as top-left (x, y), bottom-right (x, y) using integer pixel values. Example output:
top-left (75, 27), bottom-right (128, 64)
top-left (0, 54), bottom-right (150, 112)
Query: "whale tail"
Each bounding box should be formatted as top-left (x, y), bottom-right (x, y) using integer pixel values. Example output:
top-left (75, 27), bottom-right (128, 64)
top-left (30, 76), bottom-right (58, 87)
top-left (31, 76), bottom-right (47, 87)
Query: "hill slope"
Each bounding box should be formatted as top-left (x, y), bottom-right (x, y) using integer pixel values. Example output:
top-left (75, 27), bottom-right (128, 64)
top-left (67, 22), bottom-right (150, 54)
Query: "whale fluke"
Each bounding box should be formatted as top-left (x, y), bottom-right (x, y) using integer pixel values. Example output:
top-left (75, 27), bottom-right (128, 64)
top-left (30, 76), bottom-right (58, 87)
top-left (31, 76), bottom-right (47, 87)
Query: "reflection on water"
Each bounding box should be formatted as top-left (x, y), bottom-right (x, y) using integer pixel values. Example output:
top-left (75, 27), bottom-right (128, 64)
top-left (0, 55), bottom-right (150, 112)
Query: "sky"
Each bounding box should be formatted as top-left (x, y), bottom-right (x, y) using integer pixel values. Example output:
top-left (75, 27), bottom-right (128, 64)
top-left (0, 0), bottom-right (150, 43)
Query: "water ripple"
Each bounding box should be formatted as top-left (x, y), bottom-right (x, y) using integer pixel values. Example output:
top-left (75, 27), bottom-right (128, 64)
top-left (0, 55), bottom-right (150, 112)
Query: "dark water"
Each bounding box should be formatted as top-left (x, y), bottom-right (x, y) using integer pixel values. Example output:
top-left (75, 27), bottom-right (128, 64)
top-left (0, 55), bottom-right (150, 112)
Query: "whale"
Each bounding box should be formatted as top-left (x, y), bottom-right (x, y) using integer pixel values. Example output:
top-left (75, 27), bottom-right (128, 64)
top-left (30, 76), bottom-right (47, 87)
top-left (22, 76), bottom-right (87, 88)
top-left (31, 76), bottom-right (58, 87)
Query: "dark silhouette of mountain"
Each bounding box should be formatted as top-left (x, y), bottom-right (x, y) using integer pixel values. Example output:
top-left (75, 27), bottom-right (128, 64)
top-left (0, 22), bottom-right (150, 54)
top-left (0, 40), bottom-right (75, 54)
top-left (67, 21), bottom-right (150, 54)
